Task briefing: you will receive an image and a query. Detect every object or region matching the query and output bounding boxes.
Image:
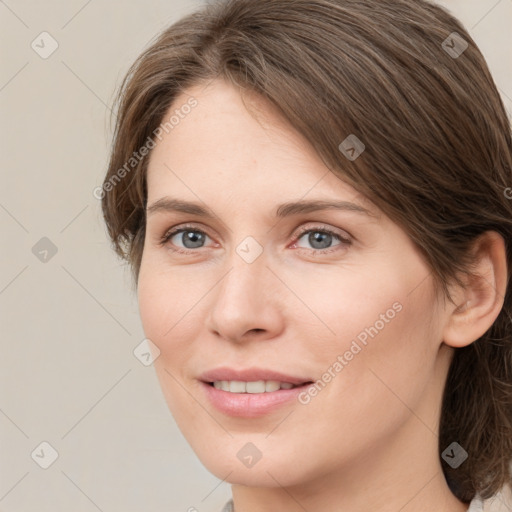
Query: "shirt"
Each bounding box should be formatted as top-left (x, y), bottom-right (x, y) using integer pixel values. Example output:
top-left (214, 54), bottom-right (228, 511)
top-left (220, 499), bottom-right (234, 512)
top-left (220, 492), bottom-right (508, 511)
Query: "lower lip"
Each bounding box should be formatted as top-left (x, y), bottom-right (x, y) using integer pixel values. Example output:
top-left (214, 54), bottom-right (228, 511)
top-left (200, 381), bottom-right (311, 418)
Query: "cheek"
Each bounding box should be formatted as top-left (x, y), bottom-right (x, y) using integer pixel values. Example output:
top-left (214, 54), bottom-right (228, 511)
top-left (288, 266), bottom-right (410, 363)
top-left (283, 281), bottom-right (438, 469)
top-left (137, 264), bottom-right (195, 363)
top-left (137, 268), bottom-right (201, 425)
top-left (299, 262), bottom-right (438, 409)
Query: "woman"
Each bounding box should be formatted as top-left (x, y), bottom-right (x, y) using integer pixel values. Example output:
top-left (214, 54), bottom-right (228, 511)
top-left (100, 0), bottom-right (512, 510)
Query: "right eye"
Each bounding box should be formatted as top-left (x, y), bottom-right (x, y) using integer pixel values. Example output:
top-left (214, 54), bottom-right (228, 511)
top-left (160, 225), bottom-right (214, 253)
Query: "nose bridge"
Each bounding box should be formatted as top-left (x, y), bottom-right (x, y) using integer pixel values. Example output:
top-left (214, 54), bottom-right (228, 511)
top-left (218, 236), bottom-right (270, 305)
top-left (206, 236), bottom-right (280, 339)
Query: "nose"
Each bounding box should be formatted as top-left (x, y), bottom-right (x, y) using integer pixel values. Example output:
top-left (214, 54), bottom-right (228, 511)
top-left (205, 246), bottom-right (284, 343)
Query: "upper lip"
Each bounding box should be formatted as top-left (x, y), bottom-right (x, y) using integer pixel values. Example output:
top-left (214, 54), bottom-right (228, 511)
top-left (199, 367), bottom-right (313, 385)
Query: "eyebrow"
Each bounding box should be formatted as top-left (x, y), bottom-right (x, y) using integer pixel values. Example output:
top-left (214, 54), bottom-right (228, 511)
top-left (146, 197), bottom-right (378, 219)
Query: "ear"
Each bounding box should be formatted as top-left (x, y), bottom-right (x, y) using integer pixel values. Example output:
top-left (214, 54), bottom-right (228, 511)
top-left (442, 231), bottom-right (508, 348)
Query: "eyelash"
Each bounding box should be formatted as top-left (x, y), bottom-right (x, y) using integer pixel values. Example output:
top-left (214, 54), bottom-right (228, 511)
top-left (158, 223), bottom-right (352, 256)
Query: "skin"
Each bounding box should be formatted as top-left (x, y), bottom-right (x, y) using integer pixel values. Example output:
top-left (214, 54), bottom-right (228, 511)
top-left (137, 79), bottom-right (508, 512)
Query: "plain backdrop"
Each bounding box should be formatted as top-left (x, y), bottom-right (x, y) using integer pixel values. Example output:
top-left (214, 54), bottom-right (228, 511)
top-left (1, 1), bottom-right (511, 511)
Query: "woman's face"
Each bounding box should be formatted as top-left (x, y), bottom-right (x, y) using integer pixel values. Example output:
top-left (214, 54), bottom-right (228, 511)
top-left (138, 79), bottom-right (452, 488)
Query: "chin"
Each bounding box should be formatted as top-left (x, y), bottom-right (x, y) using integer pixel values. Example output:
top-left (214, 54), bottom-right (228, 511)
top-left (193, 441), bottom-right (310, 488)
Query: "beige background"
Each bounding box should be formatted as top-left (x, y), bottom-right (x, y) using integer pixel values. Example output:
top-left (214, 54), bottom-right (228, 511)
top-left (1, 1), bottom-right (511, 511)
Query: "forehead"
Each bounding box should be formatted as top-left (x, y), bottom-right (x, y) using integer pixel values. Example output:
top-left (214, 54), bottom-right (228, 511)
top-left (148, 79), bottom-right (317, 169)
top-left (145, 79), bottom-right (378, 217)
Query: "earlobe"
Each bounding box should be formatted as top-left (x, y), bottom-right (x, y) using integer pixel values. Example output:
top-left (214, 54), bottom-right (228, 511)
top-left (442, 231), bottom-right (508, 349)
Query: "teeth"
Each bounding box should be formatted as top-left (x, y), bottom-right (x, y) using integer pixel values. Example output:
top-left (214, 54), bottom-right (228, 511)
top-left (265, 381), bottom-right (280, 392)
top-left (212, 380), bottom-right (299, 393)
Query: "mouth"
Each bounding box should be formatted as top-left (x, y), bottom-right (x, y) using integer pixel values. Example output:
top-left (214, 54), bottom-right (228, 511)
top-left (199, 367), bottom-right (313, 387)
top-left (206, 380), bottom-right (312, 393)
top-left (198, 369), bottom-right (315, 417)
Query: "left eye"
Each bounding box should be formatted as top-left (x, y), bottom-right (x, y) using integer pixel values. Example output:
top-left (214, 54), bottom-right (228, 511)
top-left (294, 228), bottom-right (350, 252)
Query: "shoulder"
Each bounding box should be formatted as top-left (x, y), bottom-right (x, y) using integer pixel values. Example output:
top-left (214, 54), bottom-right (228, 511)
top-left (220, 499), bottom-right (234, 512)
top-left (220, 487), bottom-right (512, 512)
top-left (469, 485), bottom-right (512, 512)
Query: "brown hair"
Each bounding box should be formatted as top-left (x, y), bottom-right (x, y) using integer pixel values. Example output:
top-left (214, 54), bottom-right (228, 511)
top-left (101, 0), bottom-right (512, 502)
